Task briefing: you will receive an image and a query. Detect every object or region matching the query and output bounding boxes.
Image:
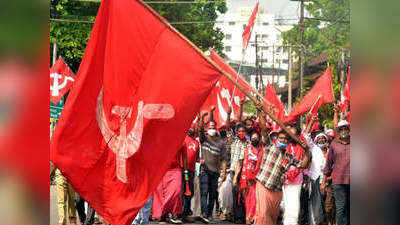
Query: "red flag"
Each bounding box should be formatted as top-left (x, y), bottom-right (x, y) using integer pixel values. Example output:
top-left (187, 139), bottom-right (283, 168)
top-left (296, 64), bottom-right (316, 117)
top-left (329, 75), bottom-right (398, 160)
top-left (339, 68), bottom-right (350, 112)
top-left (263, 81), bottom-right (285, 121)
top-left (242, 2), bottom-right (259, 50)
top-left (50, 57), bottom-right (75, 104)
top-left (284, 67), bottom-right (335, 123)
top-left (202, 50), bottom-right (247, 125)
top-left (50, 0), bottom-right (222, 224)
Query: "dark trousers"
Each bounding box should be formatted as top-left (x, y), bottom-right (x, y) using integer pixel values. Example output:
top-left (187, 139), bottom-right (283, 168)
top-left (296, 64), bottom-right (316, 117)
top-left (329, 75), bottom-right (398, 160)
top-left (200, 169), bottom-right (219, 217)
top-left (333, 184), bottom-right (350, 225)
top-left (309, 178), bottom-right (327, 225)
top-left (232, 172), bottom-right (245, 221)
top-left (182, 169), bottom-right (195, 217)
top-left (75, 194), bottom-right (95, 225)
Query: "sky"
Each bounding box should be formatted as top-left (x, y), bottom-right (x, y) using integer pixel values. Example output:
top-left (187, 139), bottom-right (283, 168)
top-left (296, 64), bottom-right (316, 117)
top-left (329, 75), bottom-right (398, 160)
top-left (228, 0), bottom-right (300, 18)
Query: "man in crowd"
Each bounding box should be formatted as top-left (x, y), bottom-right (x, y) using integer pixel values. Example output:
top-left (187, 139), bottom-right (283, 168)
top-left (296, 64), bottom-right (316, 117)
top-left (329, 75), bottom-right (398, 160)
top-left (54, 168), bottom-right (77, 225)
top-left (254, 109), bottom-right (310, 225)
top-left (322, 119), bottom-right (350, 225)
top-left (198, 106), bottom-right (228, 224)
top-left (180, 123), bottom-right (200, 222)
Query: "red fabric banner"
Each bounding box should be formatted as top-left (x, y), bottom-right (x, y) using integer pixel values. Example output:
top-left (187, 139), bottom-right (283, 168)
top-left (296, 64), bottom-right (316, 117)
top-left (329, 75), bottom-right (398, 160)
top-left (284, 67), bottom-right (335, 123)
top-left (201, 50), bottom-right (248, 126)
top-left (50, 0), bottom-right (222, 224)
top-left (50, 57), bottom-right (75, 104)
top-left (242, 2), bottom-right (259, 50)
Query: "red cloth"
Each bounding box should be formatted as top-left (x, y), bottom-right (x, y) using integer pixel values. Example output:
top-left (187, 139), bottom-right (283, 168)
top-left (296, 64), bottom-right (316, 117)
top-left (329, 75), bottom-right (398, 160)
top-left (152, 168), bottom-right (183, 218)
top-left (240, 145), bottom-right (261, 190)
top-left (180, 136), bottom-right (199, 172)
top-left (242, 2), bottom-right (259, 50)
top-left (285, 143), bottom-right (304, 182)
top-left (285, 67), bottom-right (335, 123)
top-left (50, 57), bottom-right (75, 104)
top-left (340, 68), bottom-right (350, 112)
top-left (245, 182), bottom-right (257, 219)
top-left (50, 0), bottom-right (222, 224)
top-left (201, 50), bottom-right (248, 127)
top-left (263, 81), bottom-right (285, 121)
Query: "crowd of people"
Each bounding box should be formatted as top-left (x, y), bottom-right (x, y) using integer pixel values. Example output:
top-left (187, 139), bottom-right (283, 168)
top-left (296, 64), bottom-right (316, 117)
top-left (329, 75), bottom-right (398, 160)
top-left (52, 101), bottom-right (350, 225)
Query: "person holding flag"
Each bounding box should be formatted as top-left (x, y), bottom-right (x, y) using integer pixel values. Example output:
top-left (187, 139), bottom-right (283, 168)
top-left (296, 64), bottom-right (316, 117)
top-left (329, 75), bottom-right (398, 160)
top-left (198, 106), bottom-right (229, 224)
top-left (254, 106), bottom-right (310, 225)
top-left (180, 123), bottom-right (200, 222)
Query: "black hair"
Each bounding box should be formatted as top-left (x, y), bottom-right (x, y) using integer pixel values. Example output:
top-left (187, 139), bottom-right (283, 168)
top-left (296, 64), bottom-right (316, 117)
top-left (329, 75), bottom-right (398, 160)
top-left (244, 118), bottom-right (254, 125)
top-left (236, 123), bottom-right (246, 130)
top-left (250, 131), bottom-right (260, 140)
top-left (278, 130), bottom-right (288, 136)
top-left (205, 120), bottom-right (217, 128)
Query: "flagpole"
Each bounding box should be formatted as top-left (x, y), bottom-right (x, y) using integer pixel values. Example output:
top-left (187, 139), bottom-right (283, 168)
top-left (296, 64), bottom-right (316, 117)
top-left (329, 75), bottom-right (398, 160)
top-left (138, 0), bottom-right (308, 149)
top-left (307, 95), bottom-right (322, 117)
top-left (230, 49), bottom-right (246, 103)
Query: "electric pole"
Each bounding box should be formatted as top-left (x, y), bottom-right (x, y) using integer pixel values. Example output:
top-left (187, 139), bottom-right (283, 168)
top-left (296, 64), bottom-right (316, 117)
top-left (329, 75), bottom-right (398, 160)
top-left (52, 42), bottom-right (58, 66)
top-left (255, 34), bottom-right (260, 98)
top-left (299, 0), bottom-right (305, 99)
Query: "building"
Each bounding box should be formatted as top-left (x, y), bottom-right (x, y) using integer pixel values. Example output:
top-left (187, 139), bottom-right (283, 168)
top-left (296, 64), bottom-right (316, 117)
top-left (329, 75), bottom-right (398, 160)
top-left (215, 5), bottom-right (294, 71)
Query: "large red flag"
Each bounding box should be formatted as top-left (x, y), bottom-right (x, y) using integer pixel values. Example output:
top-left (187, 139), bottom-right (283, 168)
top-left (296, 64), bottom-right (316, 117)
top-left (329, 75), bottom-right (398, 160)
top-left (242, 2), bottom-right (259, 50)
top-left (50, 57), bottom-right (75, 104)
top-left (50, 0), bottom-right (222, 224)
top-left (263, 81), bottom-right (285, 121)
top-left (284, 67), bottom-right (335, 123)
top-left (201, 50), bottom-right (247, 125)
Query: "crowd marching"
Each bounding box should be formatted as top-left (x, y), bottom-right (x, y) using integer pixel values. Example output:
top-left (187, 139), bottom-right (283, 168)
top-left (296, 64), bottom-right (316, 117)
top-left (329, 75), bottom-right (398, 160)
top-left (52, 100), bottom-right (350, 225)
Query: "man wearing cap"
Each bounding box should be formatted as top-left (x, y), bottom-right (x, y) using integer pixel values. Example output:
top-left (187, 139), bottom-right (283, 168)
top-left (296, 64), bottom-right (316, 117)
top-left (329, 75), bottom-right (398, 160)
top-left (321, 119), bottom-right (350, 225)
top-left (198, 106), bottom-right (228, 223)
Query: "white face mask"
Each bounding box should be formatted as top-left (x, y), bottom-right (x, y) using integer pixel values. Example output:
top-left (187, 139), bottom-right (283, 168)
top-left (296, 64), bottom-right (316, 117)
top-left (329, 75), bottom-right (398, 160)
top-left (207, 129), bottom-right (217, 137)
top-left (317, 142), bottom-right (327, 148)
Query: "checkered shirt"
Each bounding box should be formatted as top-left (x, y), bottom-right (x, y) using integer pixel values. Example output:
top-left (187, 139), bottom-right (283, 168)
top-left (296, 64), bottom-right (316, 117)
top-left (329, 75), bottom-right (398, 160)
top-left (228, 136), bottom-right (249, 172)
top-left (256, 144), bottom-right (301, 191)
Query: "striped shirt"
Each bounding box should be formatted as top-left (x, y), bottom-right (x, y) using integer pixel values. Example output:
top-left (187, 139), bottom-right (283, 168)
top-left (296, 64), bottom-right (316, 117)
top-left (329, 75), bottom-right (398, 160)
top-left (256, 144), bottom-right (301, 191)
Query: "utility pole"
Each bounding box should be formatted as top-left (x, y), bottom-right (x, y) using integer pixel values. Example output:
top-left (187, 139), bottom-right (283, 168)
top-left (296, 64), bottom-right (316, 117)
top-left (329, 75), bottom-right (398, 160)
top-left (255, 34), bottom-right (260, 98)
top-left (288, 46), bottom-right (293, 112)
top-left (260, 52), bottom-right (265, 95)
top-left (299, 0), bottom-right (305, 99)
top-left (52, 42), bottom-right (58, 66)
top-left (272, 44), bottom-right (275, 84)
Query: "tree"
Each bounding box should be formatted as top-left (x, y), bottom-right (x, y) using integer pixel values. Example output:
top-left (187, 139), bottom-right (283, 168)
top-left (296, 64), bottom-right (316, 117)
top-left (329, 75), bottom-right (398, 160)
top-left (50, 0), bottom-right (227, 72)
top-left (281, 0), bottom-right (350, 128)
top-left (282, 0), bottom-right (350, 66)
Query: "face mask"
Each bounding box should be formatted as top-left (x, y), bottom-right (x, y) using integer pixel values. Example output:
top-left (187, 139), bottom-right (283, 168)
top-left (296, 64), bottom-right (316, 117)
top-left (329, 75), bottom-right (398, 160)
top-left (276, 141), bottom-right (287, 150)
top-left (317, 142), bottom-right (327, 148)
top-left (237, 131), bottom-right (246, 140)
top-left (340, 132), bottom-right (350, 140)
top-left (188, 130), bottom-right (195, 137)
top-left (251, 139), bottom-right (260, 147)
top-left (207, 129), bottom-right (217, 137)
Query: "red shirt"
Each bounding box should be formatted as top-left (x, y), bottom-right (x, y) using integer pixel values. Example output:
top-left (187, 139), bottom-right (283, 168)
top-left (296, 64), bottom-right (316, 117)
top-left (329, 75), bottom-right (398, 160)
top-left (285, 143), bottom-right (304, 182)
top-left (240, 145), bottom-right (261, 190)
top-left (180, 136), bottom-right (200, 172)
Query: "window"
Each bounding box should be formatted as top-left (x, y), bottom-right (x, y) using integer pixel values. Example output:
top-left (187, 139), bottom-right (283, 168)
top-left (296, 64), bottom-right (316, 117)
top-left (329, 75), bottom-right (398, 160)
top-left (225, 46), bottom-right (232, 52)
top-left (262, 46), bottom-right (268, 50)
top-left (262, 34), bottom-right (268, 39)
top-left (262, 22), bottom-right (269, 26)
top-left (225, 34), bottom-right (232, 40)
top-left (229, 21), bottom-right (235, 25)
top-left (283, 59), bottom-right (289, 64)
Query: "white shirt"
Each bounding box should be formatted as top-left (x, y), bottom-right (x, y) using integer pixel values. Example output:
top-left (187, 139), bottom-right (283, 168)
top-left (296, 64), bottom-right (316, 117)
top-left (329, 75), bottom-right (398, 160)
top-left (304, 133), bottom-right (326, 182)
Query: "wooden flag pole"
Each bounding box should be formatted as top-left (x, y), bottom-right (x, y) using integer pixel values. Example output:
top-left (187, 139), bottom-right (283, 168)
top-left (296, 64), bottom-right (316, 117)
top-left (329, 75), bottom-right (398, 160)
top-left (138, 0), bottom-right (308, 150)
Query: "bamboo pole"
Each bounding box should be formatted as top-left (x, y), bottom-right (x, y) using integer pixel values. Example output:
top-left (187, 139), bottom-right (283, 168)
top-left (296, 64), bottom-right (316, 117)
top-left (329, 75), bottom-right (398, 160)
top-left (137, 0), bottom-right (308, 149)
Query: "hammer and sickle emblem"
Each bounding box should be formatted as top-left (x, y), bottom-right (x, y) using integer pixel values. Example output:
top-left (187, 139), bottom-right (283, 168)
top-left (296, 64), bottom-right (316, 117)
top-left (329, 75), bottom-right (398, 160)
top-left (96, 89), bottom-right (175, 183)
top-left (50, 73), bottom-right (74, 97)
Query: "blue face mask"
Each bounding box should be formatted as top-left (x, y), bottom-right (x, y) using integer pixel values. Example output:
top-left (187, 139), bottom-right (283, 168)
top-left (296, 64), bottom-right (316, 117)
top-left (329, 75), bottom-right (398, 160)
top-left (276, 141), bottom-right (287, 150)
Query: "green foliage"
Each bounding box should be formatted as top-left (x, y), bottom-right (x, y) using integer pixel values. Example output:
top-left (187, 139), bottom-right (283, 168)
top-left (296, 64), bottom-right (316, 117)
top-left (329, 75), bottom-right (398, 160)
top-left (244, 101), bottom-right (256, 115)
top-left (282, 0), bottom-right (349, 128)
top-left (282, 0), bottom-right (350, 64)
top-left (50, 0), bottom-right (227, 71)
